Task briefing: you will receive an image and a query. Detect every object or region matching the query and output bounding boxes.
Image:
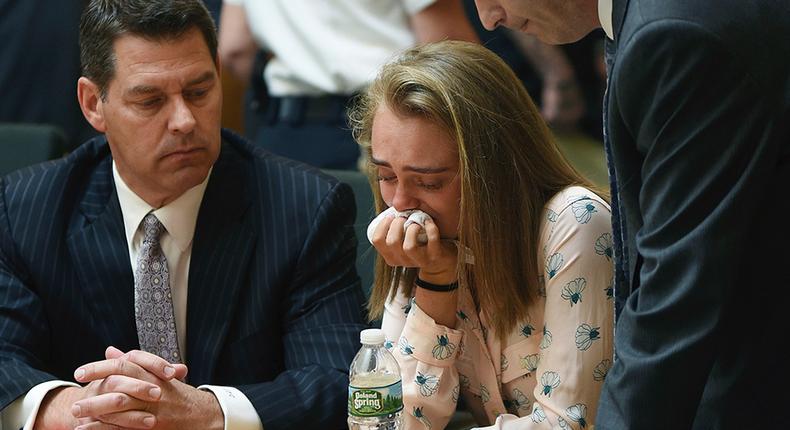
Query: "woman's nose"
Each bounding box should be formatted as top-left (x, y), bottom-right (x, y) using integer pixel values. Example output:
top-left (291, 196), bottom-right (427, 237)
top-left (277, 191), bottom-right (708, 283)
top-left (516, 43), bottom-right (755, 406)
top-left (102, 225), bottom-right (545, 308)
top-left (390, 183), bottom-right (419, 212)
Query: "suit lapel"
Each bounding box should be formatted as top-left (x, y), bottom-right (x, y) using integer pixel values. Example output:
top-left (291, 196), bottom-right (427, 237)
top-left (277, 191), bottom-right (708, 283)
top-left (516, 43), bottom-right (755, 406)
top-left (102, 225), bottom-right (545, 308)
top-left (67, 154), bottom-right (138, 350)
top-left (186, 141), bottom-right (255, 384)
top-left (605, 0), bottom-right (633, 319)
top-left (612, 0), bottom-right (629, 40)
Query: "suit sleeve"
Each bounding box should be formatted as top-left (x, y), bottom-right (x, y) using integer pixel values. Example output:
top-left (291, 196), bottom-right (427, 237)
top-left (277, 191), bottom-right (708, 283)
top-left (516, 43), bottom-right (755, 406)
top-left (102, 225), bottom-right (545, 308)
top-left (597, 21), bottom-right (788, 427)
top-left (234, 181), bottom-right (367, 430)
top-left (0, 177), bottom-right (59, 409)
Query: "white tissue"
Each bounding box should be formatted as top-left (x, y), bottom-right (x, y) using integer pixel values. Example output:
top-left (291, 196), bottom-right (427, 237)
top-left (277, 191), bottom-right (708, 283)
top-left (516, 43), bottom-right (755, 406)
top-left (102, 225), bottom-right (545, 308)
top-left (366, 207), bottom-right (430, 244)
top-left (366, 207), bottom-right (475, 265)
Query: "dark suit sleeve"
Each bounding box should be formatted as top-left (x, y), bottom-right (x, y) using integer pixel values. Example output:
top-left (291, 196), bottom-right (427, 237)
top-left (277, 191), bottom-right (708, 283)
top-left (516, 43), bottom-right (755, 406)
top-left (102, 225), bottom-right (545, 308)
top-left (0, 177), bottom-right (58, 409)
top-left (597, 22), bottom-right (787, 427)
top-left (236, 181), bottom-right (366, 429)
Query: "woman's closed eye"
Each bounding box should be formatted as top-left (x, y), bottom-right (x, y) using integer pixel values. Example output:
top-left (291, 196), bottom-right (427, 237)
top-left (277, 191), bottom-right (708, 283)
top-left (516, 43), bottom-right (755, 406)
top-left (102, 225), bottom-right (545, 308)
top-left (377, 174), bottom-right (397, 183)
top-left (417, 179), bottom-right (442, 191)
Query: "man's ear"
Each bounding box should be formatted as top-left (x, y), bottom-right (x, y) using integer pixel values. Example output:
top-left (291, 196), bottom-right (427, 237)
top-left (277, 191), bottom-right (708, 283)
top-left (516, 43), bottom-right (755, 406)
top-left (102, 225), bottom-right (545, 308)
top-left (77, 77), bottom-right (107, 133)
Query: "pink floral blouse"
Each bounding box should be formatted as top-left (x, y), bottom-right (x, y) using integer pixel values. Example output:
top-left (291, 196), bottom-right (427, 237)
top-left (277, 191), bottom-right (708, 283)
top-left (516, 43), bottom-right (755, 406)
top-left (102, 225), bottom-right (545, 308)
top-left (381, 186), bottom-right (614, 430)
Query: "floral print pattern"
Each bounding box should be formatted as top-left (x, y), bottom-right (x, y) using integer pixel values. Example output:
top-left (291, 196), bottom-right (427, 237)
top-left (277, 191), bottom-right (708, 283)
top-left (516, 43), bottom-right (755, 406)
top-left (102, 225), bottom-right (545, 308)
top-left (561, 278), bottom-right (587, 307)
top-left (571, 198), bottom-right (598, 224)
top-left (594, 232), bottom-right (613, 261)
top-left (566, 403), bottom-right (588, 428)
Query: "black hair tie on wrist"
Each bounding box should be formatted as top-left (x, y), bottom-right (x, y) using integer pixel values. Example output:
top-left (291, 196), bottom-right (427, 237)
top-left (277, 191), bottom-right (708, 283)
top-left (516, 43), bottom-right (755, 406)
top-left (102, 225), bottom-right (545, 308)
top-left (415, 276), bottom-right (458, 292)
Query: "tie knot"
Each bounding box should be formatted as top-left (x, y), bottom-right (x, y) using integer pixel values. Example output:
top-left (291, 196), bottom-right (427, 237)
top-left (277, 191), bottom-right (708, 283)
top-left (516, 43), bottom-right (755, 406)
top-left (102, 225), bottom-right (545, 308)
top-left (142, 213), bottom-right (165, 244)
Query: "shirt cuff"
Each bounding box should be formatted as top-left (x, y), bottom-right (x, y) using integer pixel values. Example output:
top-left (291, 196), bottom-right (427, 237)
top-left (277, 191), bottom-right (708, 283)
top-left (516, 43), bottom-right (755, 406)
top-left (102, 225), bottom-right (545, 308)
top-left (400, 300), bottom-right (464, 367)
top-left (1, 380), bottom-right (79, 430)
top-left (198, 385), bottom-right (263, 430)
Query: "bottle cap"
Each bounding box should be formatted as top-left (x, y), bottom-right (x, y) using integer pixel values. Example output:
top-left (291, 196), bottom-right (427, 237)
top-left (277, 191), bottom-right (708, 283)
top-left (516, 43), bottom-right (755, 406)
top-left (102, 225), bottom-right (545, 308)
top-left (360, 328), bottom-right (386, 345)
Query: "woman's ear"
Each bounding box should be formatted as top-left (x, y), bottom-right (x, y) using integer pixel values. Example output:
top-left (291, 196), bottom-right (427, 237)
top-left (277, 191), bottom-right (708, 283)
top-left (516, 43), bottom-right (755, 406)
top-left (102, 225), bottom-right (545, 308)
top-left (77, 77), bottom-right (107, 133)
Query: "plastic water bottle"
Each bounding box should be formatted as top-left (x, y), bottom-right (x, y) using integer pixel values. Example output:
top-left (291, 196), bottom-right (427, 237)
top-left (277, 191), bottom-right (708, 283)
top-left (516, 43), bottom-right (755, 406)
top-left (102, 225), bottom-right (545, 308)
top-left (348, 328), bottom-right (403, 430)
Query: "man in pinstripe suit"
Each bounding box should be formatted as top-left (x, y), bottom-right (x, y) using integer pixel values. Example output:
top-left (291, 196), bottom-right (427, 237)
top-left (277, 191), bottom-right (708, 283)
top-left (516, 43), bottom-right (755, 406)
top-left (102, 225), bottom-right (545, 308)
top-left (0, 1), bottom-right (366, 429)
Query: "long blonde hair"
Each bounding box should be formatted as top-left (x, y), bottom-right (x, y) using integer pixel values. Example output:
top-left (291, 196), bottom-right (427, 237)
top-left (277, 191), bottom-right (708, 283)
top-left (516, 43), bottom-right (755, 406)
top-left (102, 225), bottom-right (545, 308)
top-left (349, 41), bottom-right (605, 337)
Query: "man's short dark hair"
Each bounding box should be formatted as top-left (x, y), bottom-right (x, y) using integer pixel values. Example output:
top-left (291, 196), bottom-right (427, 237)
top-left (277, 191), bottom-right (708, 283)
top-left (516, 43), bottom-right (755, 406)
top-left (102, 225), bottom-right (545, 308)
top-left (80, 0), bottom-right (218, 99)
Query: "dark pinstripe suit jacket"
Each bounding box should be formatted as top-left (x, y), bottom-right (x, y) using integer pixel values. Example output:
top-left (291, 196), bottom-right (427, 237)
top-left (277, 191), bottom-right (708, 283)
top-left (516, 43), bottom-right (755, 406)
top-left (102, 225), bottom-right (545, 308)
top-left (0, 129), bottom-right (367, 429)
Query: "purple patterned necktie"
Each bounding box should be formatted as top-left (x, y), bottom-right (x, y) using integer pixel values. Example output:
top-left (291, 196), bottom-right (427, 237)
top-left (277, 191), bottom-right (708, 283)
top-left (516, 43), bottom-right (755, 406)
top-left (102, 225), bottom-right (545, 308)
top-left (134, 213), bottom-right (182, 363)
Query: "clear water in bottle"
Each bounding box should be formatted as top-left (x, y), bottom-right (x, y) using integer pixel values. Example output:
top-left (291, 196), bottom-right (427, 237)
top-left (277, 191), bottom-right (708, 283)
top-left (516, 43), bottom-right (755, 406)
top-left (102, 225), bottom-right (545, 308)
top-left (348, 329), bottom-right (403, 430)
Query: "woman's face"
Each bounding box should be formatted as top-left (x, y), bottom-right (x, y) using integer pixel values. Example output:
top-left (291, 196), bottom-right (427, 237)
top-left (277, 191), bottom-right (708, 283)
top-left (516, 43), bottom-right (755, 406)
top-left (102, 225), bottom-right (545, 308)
top-left (370, 104), bottom-right (462, 238)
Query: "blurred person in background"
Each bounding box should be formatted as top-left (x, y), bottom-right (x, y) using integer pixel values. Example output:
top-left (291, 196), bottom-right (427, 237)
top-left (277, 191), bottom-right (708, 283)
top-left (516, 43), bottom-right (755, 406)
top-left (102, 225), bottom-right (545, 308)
top-left (218, 0), bottom-right (479, 170)
top-left (461, 0), bottom-right (606, 140)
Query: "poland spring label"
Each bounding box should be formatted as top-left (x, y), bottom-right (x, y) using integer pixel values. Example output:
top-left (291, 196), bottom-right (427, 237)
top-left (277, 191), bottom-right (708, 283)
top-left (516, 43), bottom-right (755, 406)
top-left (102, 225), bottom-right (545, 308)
top-left (348, 380), bottom-right (404, 417)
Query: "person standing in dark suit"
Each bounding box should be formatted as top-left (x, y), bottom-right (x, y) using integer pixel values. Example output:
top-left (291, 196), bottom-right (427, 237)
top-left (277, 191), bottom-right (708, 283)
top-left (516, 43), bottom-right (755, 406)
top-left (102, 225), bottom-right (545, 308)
top-left (0, 1), bottom-right (366, 429)
top-left (473, 0), bottom-right (790, 428)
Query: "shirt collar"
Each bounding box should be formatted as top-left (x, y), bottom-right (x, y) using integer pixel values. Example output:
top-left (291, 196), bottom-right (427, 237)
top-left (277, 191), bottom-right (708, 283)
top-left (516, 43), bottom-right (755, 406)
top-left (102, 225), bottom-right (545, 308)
top-left (598, 0), bottom-right (614, 40)
top-left (113, 161), bottom-right (211, 252)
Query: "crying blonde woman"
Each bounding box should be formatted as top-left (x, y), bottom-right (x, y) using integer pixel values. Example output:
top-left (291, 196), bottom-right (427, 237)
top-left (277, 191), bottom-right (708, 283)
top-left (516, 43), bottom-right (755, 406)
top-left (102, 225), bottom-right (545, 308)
top-left (349, 40), bottom-right (614, 430)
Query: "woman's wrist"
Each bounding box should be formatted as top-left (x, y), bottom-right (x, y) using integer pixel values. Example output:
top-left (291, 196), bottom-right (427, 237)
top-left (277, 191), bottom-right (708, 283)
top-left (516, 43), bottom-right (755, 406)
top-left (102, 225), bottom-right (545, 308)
top-left (415, 277), bottom-right (458, 292)
top-left (417, 268), bottom-right (457, 286)
top-left (414, 281), bottom-right (458, 329)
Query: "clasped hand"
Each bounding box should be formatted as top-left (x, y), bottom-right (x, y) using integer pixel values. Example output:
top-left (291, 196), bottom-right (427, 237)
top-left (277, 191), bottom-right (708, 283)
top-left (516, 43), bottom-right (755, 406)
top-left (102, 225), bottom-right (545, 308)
top-left (38, 346), bottom-right (222, 430)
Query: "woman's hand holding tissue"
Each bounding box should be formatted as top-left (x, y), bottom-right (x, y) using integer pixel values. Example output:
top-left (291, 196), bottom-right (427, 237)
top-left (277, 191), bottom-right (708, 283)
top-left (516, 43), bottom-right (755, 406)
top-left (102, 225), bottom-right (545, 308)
top-left (368, 207), bottom-right (458, 285)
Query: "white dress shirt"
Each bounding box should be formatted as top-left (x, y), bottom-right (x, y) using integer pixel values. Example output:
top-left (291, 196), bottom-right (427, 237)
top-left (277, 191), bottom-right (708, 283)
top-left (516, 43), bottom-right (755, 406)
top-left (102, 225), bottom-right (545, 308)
top-left (599, 0), bottom-right (614, 39)
top-left (223, 0), bottom-right (435, 96)
top-left (1, 163), bottom-right (262, 430)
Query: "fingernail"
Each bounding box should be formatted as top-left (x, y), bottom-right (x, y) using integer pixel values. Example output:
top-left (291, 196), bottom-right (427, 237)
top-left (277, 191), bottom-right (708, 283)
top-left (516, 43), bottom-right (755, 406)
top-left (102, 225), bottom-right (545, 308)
top-left (74, 368), bottom-right (85, 380)
top-left (71, 404), bottom-right (81, 417)
top-left (164, 365), bottom-right (175, 378)
top-left (143, 416), bottom-right (156, 428)
top-left (149, 387), bottom-right (161, 399)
